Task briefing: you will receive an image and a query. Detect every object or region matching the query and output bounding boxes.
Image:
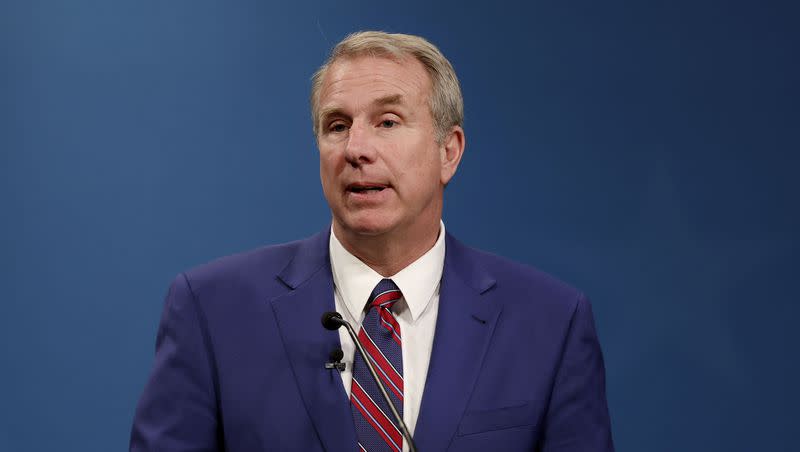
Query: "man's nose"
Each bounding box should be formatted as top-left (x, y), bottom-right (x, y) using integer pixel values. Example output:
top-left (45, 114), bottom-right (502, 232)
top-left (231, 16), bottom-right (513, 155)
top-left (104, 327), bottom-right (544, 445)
top-left (343, 122), bottom-right (377, 167)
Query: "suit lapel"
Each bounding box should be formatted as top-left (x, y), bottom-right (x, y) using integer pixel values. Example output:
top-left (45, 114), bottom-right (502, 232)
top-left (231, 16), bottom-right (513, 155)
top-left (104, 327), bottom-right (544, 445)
top-left (414, 233), bottom-right (501, 451)
top-left (269, 230), bottom-right (357, 452)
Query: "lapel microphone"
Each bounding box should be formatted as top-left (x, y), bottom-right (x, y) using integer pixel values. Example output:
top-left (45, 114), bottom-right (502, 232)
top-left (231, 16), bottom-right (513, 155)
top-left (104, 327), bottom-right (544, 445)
top-left (325, 348), bottom-right (346, 371)
top-left (321, 311), bottom-right (418, 452)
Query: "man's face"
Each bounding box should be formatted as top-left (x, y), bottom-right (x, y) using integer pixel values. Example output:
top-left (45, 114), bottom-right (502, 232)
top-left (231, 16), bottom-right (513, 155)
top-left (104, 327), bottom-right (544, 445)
top-left (316, 55), bottom-right (452, 239)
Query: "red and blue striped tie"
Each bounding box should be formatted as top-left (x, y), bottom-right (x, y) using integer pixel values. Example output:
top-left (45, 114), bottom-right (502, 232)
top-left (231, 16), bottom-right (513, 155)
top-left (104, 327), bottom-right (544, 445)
top-left (351, 279), bottom-right (404, 452)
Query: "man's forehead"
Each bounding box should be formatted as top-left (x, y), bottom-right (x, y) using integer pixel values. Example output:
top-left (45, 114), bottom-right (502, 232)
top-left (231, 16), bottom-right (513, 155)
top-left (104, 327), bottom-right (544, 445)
top-left (330, 53), bottom-right (413, 72)
top-left (321, 55), bottom-right (430, 98)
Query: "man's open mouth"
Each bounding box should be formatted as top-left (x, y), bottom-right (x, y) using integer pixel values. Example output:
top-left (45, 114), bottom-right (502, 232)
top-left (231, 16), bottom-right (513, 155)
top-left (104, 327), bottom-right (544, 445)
top-left (348, 185), bottom-right (387, 193)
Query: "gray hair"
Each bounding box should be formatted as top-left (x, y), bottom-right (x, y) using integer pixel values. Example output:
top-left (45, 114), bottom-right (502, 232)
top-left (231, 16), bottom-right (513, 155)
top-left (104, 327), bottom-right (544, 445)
top-left (311, 31), bottom-right (463, 143)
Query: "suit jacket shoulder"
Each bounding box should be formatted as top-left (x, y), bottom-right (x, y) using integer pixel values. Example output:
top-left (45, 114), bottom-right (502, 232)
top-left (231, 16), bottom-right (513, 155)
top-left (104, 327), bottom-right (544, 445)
top-left (445, 233), bottom-right (584, 320)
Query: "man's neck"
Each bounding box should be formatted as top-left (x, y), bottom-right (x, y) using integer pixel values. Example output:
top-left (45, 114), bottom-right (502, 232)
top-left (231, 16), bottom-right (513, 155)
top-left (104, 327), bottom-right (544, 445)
top-left (332, 220), bottom-right (441, 277)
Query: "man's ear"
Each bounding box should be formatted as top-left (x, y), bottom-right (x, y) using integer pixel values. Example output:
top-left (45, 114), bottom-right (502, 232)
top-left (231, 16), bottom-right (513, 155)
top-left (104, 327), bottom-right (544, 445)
top-left (440, 126), bottom-right (465, 185)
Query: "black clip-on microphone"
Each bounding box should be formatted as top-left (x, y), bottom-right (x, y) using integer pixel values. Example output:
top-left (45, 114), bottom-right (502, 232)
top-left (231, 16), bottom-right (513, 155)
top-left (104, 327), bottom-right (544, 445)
top-left (325, 348), bottom-right (346, 371)
top-left (322, 311), bottom-right (418, 452)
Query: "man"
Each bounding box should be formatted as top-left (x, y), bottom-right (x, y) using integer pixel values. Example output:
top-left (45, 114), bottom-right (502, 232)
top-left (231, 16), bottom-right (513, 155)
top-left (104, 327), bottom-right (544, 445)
top-left (131, 31), bottom-right (613, 451)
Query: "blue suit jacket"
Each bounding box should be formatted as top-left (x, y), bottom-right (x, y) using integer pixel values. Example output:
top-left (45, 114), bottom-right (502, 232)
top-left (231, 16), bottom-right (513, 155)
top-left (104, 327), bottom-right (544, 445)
top-left (130, 229), bottom-right (613, 451)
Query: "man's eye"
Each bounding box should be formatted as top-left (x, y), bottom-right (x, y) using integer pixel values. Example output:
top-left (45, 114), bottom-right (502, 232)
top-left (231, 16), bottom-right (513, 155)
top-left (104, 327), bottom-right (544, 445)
top-left (380, 119), bottom-right (397, 128)
top-left (330, 123), bottom-right (347, 133)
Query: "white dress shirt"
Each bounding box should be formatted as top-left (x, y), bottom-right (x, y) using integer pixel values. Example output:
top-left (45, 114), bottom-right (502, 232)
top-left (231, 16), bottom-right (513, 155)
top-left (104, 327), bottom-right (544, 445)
top-left (329, 221), bottom-right (446, 449)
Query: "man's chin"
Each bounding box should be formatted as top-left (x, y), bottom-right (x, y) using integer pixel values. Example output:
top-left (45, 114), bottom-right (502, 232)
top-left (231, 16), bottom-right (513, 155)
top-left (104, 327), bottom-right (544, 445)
top-left (333, 216), bottom-right (397, 238)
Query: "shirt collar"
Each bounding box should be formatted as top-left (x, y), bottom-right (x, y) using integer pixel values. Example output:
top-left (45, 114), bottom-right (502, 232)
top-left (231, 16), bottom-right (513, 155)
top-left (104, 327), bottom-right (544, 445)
top-left (329, 221), bottom-right (446, 323)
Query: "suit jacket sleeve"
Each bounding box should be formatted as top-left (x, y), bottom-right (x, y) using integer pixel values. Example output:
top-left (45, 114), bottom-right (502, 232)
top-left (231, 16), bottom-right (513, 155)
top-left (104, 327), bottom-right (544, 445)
top-left (130, 273), bottom-right (221, 452)
top-left (540, 294), bottom-right (614, 452)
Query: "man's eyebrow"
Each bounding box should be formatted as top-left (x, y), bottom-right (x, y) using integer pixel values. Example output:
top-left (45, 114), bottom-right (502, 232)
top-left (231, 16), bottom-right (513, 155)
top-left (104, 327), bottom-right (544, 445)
top-left (318, 95), bottom-right (406, 123)
top-left (373, 94), bottom-right (404, 107)
top-left (318, 106), bottom-right (345, 121)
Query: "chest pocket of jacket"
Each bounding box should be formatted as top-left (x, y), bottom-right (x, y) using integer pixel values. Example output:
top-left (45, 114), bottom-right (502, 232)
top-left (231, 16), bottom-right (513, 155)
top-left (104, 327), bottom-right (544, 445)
top-left (457, 402), bottom-right (537, 436)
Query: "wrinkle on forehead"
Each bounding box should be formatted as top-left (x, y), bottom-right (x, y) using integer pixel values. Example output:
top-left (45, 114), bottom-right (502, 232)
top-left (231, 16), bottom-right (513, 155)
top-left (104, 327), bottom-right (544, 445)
top-left (318, 55), bottom-right (431, 110)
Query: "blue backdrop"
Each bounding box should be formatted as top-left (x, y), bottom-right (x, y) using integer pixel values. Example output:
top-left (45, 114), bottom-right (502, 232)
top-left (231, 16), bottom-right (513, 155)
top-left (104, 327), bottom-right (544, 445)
top-left (2, 1), bottom-right (798, 451)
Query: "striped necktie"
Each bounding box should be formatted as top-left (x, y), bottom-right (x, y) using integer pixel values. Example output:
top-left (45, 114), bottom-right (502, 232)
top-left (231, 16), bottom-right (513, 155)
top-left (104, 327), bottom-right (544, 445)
top-left (350, 278), bottom-right (404, 452)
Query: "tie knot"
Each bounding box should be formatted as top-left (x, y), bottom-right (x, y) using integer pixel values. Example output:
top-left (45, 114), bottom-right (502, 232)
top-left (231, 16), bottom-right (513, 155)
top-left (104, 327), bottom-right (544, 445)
top-left (369, 278), bottom-right (401, 310)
